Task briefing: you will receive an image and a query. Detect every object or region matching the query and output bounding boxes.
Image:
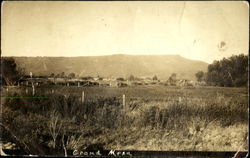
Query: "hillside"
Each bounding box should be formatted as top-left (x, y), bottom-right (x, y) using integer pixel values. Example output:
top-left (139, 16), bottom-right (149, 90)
top-left (12, 54), bottom-right (208, 80)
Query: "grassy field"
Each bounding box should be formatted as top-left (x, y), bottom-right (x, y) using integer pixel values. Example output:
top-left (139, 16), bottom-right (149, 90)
top-left (1, 85), bottom-right (248, 154)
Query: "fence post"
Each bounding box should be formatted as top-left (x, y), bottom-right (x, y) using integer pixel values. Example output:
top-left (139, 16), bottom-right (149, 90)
top-left (82, 90), bottom-right (87, 119)
top-left (179, 97), bottom-right (182, 103)
top-left (6, 87), bottom-right (8, 93)
top-left (81, 91), bottom-right (85, 104)
top-left (123, 94), bottom-right (126, 110)
top-left (78, 82), bottom-right (80, 87)
top-left (32, 85), bottom-right (35, 96)
top-left (26, 88), bottom-right (28, 94)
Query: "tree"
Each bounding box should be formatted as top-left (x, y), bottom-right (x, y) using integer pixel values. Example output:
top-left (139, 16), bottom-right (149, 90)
top-left (0, 57), bottom-right (25, 86)
top-left (170, 73), bottom-right (177, 79)
top-left (128, 75), bottom-right (135, 81)
top-left (116, 77), bottom-right (125, 81)
top-left (60, 72), bottom-right (65, 78)
top-left (195, 71), bottom-right (204, 82)
top-left (68, 73), bottom-right (76, 79)
top-left (168, 73), bottom-right (177, 86)
top-left (206, 54), bottom-right (248, 87)
top-left (153, 75), bottom-right (158, 81)
top-left (50, 73), bottom-right (55, 78)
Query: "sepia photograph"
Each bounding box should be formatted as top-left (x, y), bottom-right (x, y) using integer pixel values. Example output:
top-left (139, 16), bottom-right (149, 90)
top-left (0, 1), bottom-right (249, 157)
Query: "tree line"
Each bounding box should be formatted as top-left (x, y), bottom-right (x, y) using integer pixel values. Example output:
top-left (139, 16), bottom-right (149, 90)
top-left (195, 54), bottom-right (248, 87)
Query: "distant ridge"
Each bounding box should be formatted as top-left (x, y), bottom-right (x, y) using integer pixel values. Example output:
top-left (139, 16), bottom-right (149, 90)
top-left (12, 54), bottom-right (208, 80)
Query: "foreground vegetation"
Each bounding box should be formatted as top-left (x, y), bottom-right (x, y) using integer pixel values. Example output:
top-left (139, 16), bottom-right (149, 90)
top-left (1, 85), bottom-right (248, 155)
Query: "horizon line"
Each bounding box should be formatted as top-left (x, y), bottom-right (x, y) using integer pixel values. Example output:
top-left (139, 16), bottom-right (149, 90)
top-left (2, 53), bottom-right (182, 57)
top-left (1, 54), bottom-right (212, 63)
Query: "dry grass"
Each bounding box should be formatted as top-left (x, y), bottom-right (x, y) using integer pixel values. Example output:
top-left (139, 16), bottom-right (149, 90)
top-left (2, 85), bottom-right (248, 154)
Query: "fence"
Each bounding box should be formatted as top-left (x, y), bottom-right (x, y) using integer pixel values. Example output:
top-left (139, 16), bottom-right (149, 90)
top-left (1, 86), bottom-right (130, 111)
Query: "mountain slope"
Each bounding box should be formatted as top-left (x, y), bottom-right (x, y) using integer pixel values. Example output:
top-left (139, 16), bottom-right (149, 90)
top-left (12, 55), bottom-right (208, 80)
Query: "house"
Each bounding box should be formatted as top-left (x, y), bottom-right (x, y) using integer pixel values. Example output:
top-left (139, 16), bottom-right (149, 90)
top-left (109, 81), bottom-right (119, 87)
top-left (178, 79), bottom-right (196, 87)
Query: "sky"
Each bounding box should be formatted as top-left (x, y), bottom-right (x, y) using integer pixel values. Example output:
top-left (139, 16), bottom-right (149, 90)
top-left (1, 1), bottom-right (249, 63)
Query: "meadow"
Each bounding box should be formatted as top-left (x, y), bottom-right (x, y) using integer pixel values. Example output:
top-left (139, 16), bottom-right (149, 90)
top-left (1, 85), bottom-right (248, 155)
